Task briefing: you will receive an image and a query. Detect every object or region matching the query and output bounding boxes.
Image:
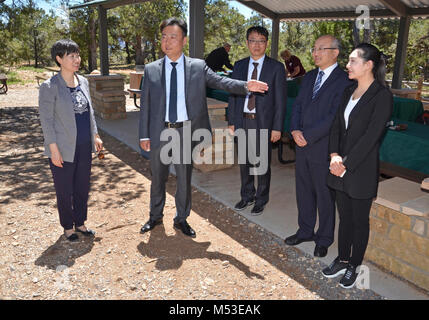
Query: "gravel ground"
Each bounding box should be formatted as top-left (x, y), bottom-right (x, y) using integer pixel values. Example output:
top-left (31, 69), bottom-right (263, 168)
top-left (0, 86), bottom-right (384, 300)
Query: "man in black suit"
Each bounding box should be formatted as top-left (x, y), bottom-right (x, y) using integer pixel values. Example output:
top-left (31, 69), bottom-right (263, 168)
top-left (139, 18), bottom-right (268, 237)
top-left (285, 35), bottom-right (353, 257)
top-left (205, 43), bottom-right (234, 72)
top-left (228, 26), bottom-right (287, 215)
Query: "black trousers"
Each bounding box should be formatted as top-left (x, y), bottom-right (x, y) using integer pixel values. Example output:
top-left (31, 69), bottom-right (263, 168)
top-left (336, 190), bottom-right (373, 267)
top-left (295, 152), bottom-right (335, 247)
top-left (49, 142), bottom-right (92, 230)
top-left (239, 117), bottom-right (272, 206)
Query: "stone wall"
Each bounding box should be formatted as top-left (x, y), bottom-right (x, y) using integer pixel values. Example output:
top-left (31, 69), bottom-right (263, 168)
top-left (365, 178), bottom-right (429, 292)
top-left (86, 74), bottom-right (126, 120)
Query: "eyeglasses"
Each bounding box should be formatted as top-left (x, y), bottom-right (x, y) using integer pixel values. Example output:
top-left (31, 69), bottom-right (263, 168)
top-left (248, 39), bottom-right (267, 45)
top-left (310, 47), bottom-right (338, 54)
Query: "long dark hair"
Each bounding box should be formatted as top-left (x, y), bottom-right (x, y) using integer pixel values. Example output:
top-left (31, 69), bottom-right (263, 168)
top-left (355, 43), bottom-right (388, 87)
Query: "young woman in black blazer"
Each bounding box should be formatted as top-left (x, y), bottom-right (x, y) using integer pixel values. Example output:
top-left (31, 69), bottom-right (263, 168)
top-left (322, 43), bottom-right (393, 288)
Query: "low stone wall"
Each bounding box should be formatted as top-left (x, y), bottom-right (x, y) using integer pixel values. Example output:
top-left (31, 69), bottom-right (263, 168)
top-left (365, 178), bottom-right (429, 291)
top-left (86, 74), bottom-right (126, 120)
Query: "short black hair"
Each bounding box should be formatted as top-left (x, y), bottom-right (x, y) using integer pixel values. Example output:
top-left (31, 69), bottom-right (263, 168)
top-left (160, 17), bottom-right (187, 37)
top-left (246, 26), bottom-right (269, 41)
top-left (51, 39), bottom-right (80, 67)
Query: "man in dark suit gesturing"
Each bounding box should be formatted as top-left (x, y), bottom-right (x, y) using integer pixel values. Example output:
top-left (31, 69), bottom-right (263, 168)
top-left (139, 18), bottom-right (268, 237)
top-left (285, 35), bottom-right (353, 257)
top-left (228, 26), bottom-right (287, 215)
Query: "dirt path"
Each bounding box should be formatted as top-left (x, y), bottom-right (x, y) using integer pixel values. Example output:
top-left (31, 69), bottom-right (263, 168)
top-left (0, 90), bottom-right (382, 300)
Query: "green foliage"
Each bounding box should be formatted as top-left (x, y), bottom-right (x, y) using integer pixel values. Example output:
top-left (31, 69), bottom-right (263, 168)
top-left (0, 0), bottom-right (427, 82)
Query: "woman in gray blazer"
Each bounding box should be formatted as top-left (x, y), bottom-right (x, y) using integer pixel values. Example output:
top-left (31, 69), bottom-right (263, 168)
top-left (38, 39), bottom-right (103, 241)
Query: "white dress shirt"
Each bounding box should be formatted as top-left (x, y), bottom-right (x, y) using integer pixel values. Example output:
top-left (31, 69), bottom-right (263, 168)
top-left (243, 55), bottom-right (265, 113)
top-left (317, 62), bottom-right (338, 88)
top-left (165, 54), bottom-right (188, 122)
top-left (344, 95), bottom-right (360, 129)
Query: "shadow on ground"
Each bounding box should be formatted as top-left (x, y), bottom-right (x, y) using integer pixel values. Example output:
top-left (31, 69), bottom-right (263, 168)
top-left (100, 127), bottom-right (382, 300)
top-left (137, 224), bottom-right (264, 279)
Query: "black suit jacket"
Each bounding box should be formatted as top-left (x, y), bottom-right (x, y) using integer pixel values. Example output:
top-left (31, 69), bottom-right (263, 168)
top-left (290, 66), bottom-right (353, 164)
top-left (205, 47), bottom-right (233, 71)
top-left (227, 56), bottom-right (287, 132)
top-left (327, 80), bottom-right (393, 199)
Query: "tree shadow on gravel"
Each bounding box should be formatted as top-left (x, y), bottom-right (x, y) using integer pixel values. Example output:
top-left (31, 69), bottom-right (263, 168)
top-left (0, 107), bottom-right (146, 213)
top-left (104, 126), bottom-right (384, 300)
top-left (137, 224), bottom-right (264, 279)
top-left (35, 235), bottom-right (102, 270)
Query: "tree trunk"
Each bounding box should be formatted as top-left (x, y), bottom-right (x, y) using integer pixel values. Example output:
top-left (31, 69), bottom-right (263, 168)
top-left (125, 41), bottom-right (131, 65)
top-left (33, 30), bottom-right (39, 68)
top-left (88, 8), bottom-right (98, 72)
top-left (352, 22), bottom-right (360, 47)
top-left (135, 34), bottom-right (145, 65)
top-left (151, 40), bottom-right (157, 61)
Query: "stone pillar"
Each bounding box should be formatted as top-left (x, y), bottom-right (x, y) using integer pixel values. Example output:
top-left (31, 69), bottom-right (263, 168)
top-left (85, 74), bottom-right (126, 120)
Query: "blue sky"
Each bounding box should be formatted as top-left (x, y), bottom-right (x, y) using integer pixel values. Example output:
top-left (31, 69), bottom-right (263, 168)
top-left (20, 0), bottom-right (254, 18)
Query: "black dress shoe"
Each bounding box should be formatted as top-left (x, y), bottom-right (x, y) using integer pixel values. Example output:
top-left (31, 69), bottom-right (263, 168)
top-left (140, 219), bottom-right (163, 234)
top-left (75, 227), bottom-right (96, 236)
top-left (174, 220), bottom-right (196, 238)
top-left (314, 245), bottom-right (328, 258)
top-left (250, 203), bottom-right (265, 216)
top-left (234, 199), bottom-right (255, 211)
top-left (284, 233), bottom-right (314, 246)
top-left (64, 233), bottom-right (78, 242)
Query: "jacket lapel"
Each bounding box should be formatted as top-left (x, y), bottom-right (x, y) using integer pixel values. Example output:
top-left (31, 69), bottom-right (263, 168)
top-left (159, 58), bottom-right (167, 121)
top-left (57, 73), bottom-right (77, 122)
top-left (346, 80), bottom-right (381, 131)
top-left (184, 56), bottom-right (191, 116)
top-left (312, 66), bottom-right (342, 100)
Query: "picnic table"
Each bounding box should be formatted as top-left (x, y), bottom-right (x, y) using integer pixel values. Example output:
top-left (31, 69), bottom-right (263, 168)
top-left (36, 67), bottom-right (60, 85)
top-left (0, 74), bottom-right (7, 94)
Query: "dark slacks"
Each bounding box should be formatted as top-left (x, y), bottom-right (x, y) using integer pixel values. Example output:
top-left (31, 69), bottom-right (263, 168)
top-left (336, 190), bottom-right (373, 267)
top-left (295, 152), bottom-right (335, 247)
top-left (149, 126), bottom-right (193, 223)
top-left (239, 117), bottom-right (272, 206)
top-left (49, 142), bottom-right (92, 230)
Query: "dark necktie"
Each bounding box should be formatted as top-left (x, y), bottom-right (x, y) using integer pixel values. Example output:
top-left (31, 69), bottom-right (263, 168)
top-left (247, 62), bottom-right (259, 111)
top-left (312, 70), bottom-right (324, 100)
top-left (169, 62), bottom-right (178, 123)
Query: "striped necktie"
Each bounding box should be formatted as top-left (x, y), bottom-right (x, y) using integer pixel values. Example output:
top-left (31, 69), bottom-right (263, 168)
top-left (312, 70), bottom-right (324, 100)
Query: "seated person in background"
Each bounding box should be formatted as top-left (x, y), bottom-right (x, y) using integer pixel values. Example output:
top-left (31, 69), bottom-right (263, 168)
top-left (205, 42), bottom-right (234, 72)
top-left (280, 49), bottom-right (306, 78)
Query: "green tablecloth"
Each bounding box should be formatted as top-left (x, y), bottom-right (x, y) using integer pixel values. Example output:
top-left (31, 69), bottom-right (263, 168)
top-left (380, 118), bottom-right (429, 174)
top-left (287, 78), bottom-right (300, 98)
top-left (392, 97), bottom-right (424, 122)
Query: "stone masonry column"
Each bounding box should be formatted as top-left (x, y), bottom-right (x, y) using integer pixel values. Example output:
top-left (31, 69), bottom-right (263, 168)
top-left (85, 74), bottom-right (126, 120)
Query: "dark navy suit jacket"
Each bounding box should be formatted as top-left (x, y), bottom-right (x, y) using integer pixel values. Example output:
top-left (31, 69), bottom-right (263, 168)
top-left (290, 65), bottom-right (353, 163)
top-left (228, 56), bottom-right (287, 132)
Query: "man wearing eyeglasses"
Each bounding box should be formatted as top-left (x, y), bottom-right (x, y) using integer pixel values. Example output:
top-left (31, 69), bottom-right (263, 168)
top-left (285, 35), bottom-right (353, 258)
top-left (228, 26), bottom-right (287, 216)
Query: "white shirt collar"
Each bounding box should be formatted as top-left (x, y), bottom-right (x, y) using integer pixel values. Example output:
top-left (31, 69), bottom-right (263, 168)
top-left (165, 54), bottom-right (184, 67)
top-left (318, 62), bottom-right (338, 77)
top-left (250, 54), bottom-right (265, 66)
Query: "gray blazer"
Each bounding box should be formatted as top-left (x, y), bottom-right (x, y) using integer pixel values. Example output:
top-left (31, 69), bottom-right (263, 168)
top-left (139, 56), bottom-right (248, 149)
top-left (38, 73), bottom-right (98, 162)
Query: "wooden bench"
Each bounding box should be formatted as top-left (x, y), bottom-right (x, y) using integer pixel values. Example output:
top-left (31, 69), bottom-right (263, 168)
top-left (36, 74), bottom-right (50, 86)
top-left (380, 161), bottom-right (429, 183)
top-left (0, 74), bottom-right (7, 94)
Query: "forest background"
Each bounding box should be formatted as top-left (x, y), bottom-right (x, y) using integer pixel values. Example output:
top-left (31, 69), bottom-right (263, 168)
top-left (1, 0), bottom-right (428, 85)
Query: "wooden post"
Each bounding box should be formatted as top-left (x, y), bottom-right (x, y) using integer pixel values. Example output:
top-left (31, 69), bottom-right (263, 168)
top-left (98, 5), bottom-right (109, 76)
top-left (271, 17), bottom-right (280, 60)
top-left (392, 16), bottom-right (411, 89)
